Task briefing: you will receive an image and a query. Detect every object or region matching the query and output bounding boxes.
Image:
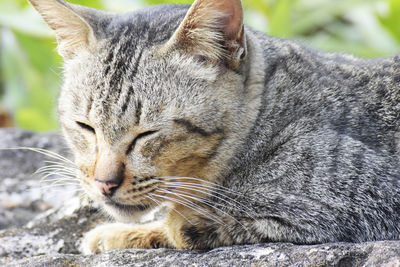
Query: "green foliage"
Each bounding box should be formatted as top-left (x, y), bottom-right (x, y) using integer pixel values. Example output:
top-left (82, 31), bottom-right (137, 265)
top-left (145, 0), bottom-right (192, 4)
top-left (1, 29), bottom-right (60, 131)
top-left (260, 0), bottom-right (295, 37)
top-left (0, 1), bottom-right (61, 131)
top-left (0, 0), bottom-right (399, 132)
top-left (378, 0), bottom-right (400, 44)
top-left (67, 0), bottom-right (103, 9)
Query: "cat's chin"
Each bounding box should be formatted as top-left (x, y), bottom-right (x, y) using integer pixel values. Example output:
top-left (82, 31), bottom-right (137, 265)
top-left (101, 200), bottom-right (153, 223)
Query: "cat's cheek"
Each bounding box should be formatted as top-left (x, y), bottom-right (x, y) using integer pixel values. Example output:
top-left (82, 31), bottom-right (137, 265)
top-left (152, 135), bottom-right (223, 179)
top-left (76, 167), bottom-right (97, 194)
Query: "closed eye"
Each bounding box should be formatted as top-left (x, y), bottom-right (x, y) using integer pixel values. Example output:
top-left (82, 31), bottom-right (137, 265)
top-left (76, 121), bottom-right (95, 134)
top-left (126, 130), bottom-right (158, 154)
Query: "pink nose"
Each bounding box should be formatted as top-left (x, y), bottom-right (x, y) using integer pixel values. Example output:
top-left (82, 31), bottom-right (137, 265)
top-left (94, 180), bottom-right (120, 195)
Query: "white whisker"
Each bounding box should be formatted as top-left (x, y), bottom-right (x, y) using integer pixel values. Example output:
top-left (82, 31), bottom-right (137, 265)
top-left (40, 179), bottom-right (80, 186)
top-left (39, 176), bottom-right (77, 184)
top-left (37, 172), bottom-right (77, 184)
top-left (146, 194), bottom-right (193, 225)
top-left (160, 188), bottom-right (250, 233)
top-left (153, 190), bottom-right (226, 226)
top-left (36, 168), bottom-right (77, 176)
top-left (151, 191), bottom-right (220, 224)
top-left (43, 160), bottom-right (77, 167)
top-left (159, 176), bottom-right (250, 199)
top-left (161, 182), bottom-right (256, 221)
top-left (36, 164), bottom-right (78, 174)
top-left (0, 147), bottom-right (74, 165)
top-left (39, 164), bottom-right (78, 173)
top-left (36, 170), bottom-right (76, 178)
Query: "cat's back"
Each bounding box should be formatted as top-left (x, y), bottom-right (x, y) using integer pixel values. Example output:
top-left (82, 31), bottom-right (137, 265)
top-left (250, 34), bottom-right (400, 152)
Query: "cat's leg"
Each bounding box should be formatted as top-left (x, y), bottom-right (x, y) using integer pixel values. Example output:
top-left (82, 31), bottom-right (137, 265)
top-left (81, 205), bottom-right (256, 254)
top-left (80, 207), bottom-right (236, 254)
top-left (165, 204), bottom-right (325, 249)
top-left (163, 207), bottom-right (256, 250)
top-left (80, 221), bottom-right (172, 255)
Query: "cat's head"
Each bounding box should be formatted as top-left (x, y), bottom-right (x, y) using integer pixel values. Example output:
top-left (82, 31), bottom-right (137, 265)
top-left (29, 0), bottom-right (262, 221)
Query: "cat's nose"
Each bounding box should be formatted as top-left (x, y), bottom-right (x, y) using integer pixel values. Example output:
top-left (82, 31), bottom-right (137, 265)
top-left (94, 177), bottom-right (122, 196)
top-left (93, 149), bottom-right (125, 196)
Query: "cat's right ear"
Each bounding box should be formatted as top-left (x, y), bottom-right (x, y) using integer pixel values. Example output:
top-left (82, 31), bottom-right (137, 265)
top-left (164, 0), bottom-right (246, 70)
top-left (28, 0), bottom-right (97, 59)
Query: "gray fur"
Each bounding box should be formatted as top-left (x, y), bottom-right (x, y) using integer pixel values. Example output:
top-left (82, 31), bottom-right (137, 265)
top-left (32, 0), bottom-right (400, 250)
top-left (222, 36), bottom-right (400, 245)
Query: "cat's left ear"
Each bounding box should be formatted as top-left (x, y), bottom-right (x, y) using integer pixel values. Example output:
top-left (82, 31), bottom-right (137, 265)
top-left (28, 0), bottom-right (102, 60)
top-left (166, 0), bottom-right (246, 69)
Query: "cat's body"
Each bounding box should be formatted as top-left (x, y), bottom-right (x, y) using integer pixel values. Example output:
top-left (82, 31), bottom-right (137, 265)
top-left (223, 41), bottom-right (400, 245)
top-left (29, 0), bottom-right (400, 253)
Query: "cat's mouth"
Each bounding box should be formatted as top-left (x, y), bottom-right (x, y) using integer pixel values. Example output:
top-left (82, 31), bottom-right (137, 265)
top-left (104, 199), bottom-right (151, 212)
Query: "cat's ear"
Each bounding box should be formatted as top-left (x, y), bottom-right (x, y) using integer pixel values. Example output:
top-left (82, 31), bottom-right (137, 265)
top-left (167, 0), bottom-right (246, 69)
top-left (28, 0), bottom-right (97, 59)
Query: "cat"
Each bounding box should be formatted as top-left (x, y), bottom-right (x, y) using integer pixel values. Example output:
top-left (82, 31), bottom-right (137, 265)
top-left (28, 0), bottom-right (400, 254)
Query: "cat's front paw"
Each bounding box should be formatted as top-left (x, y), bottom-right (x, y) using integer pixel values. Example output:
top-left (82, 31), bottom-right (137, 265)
top-left (80, 223), bottom-right (129, 255)
top-left (80, 222), bottom-right (169, 255)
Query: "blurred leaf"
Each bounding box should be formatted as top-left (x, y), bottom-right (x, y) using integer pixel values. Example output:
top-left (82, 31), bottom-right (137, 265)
top-left (292, 0), bottom-right (381, 36)
top-left (304, 34), bottom-right (389, 58)
top-left (244, 0), bottom-right (271, 17)
top-left (0, 6), bottom-right (53, 37)
top-left (378, 0), bottom-right (400, 43)
top-left (14, 32), bottom-right (60, 74)
top-left (144, 0), bottom-right (192, 4)
top-left (66, 0), bottom-right (103, 9)
top-left (15, 0), bottom-right (30, 8)
top-left (1, 28), bottom-right (58, 131)
top-left (268, 0), bottom-right (296, 37)
top-left (101, 0), bottom-right (144, 12)
top-left (16, 107), bottom-right (57, 131)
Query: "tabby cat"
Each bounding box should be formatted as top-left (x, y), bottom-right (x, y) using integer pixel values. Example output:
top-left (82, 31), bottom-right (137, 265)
top-left (29, 0), bottom-right (400, 254)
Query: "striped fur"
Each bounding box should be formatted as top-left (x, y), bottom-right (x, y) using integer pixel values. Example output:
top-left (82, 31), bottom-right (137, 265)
top-left (29, 0), bottom-right (400, 254)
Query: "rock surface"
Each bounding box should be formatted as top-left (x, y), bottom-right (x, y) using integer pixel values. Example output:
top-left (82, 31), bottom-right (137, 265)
top-left (0, 129), bottom-right (78, 230)
top-left (1, 128), bottom-right (400, 266)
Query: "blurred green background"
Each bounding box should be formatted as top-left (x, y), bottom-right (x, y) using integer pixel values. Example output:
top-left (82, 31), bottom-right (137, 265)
top-left (0, 0), bottom-right (399, 131)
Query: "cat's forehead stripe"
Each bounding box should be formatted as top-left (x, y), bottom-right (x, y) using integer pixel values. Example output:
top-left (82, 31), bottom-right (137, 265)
top-left (80, 7), bottom-right (188, 129)
top-left (89, 31), bottom-right (146, 128)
